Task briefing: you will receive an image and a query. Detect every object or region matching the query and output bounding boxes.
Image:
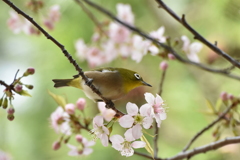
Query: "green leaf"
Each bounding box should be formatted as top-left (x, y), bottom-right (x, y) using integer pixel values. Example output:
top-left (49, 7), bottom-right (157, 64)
top-left (206, 99), bottom-right (216, 114)
top-left (215, 98), bottom-right (222, 112)
top-left (48, 90), bottom-right (67, 108)
top-left (140, 135), bottom-right (154, 159)
top-left (17, 90), bottom-right (32, 97)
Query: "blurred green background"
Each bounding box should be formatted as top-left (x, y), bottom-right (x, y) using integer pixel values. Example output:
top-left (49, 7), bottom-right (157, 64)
top-left (0, 0), bottom-right (240, 159)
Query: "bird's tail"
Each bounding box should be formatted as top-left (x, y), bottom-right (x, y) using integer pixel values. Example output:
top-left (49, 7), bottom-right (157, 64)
top-left (52, 79), bottom-right (72, 88)
top-left (52, 77), bottom-right (82, 89)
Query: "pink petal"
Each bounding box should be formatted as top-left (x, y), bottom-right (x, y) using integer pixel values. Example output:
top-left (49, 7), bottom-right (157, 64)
top-left (144, 92), bottom-right (155, 106)
top-left (132, 124), bottom-right (142, 139)
top-left (124, 128), bottom-right (135, 142)
top-left (155, 94), bottom-right (163, 106)
top-left (143, 117), bottom-right (153, 129)
top-left (93, 115), bottom-right (103, 126)
top-left (126, 102), bottom-right (138, 116)
top-left (131, 141), bottom-right (146, 149)
top-left (119, 115), bottom-right (134, 128)
top-left (100, 134), bottom-right (109, 147)
top-left (110, 135), bottom-right (124, 150)
top-left (140, 104), bottom-right (151, 117)
top-left (83, 148), bottom-right (93, 155)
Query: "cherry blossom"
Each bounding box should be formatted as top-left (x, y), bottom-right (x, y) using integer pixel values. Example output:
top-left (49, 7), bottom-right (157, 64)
top-left (50, 107), bottom-right (71, 135)
top-left (43, 5), bottom-right (60, 30)
top-left (108, 22), bottom-right (131, 43)
top-left (116, 3), bottom-right (134, 24)
top-left (119, 102), bottom-right (153, 139)
top-left (144, 92), bottom-right (167, 128)
top-left (181, 35), bottom-right (203, 62)
top-left (98, 102), bottom-right (116, 122)
top-left (110, 128), bottom-right (146, 157)
top-left (92, 115), bottom-right (109, 147)
top-left (67, 138), bottom-right (95, 156)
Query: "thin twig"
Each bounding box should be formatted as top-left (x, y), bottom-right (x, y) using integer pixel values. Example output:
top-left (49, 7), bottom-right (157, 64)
top-left (2, 0), bottom-right (124, 117)
top-left (81, 0), bottom-right (240, 81)
top-left (182, 100), bottom-right (240, 151)
top-left (159, 136), bottom-right (240, 160)
top-left (154, 69), bottom-right (167, 157)
top-left (155, 0), bottom-right (240, 69)
top-left (74, 0), bottom-right (107, 37)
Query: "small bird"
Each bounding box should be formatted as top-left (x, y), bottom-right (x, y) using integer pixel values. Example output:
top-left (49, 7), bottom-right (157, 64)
top-left (52, 67), bottom-right (152, 101)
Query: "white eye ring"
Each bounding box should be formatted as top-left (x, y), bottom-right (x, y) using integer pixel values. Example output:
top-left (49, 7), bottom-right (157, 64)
top-left (134, 73), bottom-right (141, 80)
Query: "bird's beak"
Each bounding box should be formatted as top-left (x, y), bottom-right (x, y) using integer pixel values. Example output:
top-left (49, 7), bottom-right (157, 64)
top-left (142, 80), bottom-right (152, 87)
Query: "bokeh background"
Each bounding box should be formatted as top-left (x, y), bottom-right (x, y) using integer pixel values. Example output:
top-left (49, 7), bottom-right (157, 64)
top-left (1, 0), bottom-right (240, 159)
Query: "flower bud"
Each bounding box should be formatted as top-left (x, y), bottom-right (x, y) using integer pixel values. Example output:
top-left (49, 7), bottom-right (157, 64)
top-left (220, 91), bottom-right (228, 101)
top-left (168, 53), bottom-right (176, 60)
top-left (14, 84), bottom-right (23, 92)
top-left (7, 114), bottom-right (14, 121)
top-left (52, 141), bottom-right (61, 150)
top-left (25, 84), bottom-right (34, 90)
top-left (65, 103), bottom-right (75, 115)
top-left (160, 61), bottom-right (168, 71)
top-left (3, 98), bottom-right (8, 109)
top-left (23, 67), bottom-right (35, 76)
top-left (76, 98), bottom-right (86, 111)
top-left (7, 108), bottom-right (15, 114)
top-left (227, 94), bottom-right (234, 100)
top-left (75, 134), bottom-right (83, 143)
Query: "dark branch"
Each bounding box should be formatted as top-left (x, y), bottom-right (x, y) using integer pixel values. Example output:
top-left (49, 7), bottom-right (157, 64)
top-left (155, 0), bottom-right (240, 69)
top-left (182, 100), bottom-right (240, 151)
top-left (81, 0), bottom-right (240, 81)
top-left (2, 0), bottom-right (123, 117)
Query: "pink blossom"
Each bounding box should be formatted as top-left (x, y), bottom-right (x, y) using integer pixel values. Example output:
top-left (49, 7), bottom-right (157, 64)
top-left (108, 22), bottom-right (130, 43)
top-left (75, 39), bottom-right (88, 61)
top-left (160, 61), bottom-right (168, 71)
top-left (110, 128), bottom-right (146, 157)
top-left (50, 107), bottom-right (71, 135)
top-left (181, 35), bottom-right (202, 62)
top-left (65, 103), bottom-right (75, 115)
top-left (92, 115), bottom-right (109, 147)
top-left (43, 5), bottom-right (60, 30)
top-left (144, 93), bottom-right (167, 128)
top-left (116, 3), bottom-right (134, 24)
top-left (150, 26), bottom-right (166, 43)
top-left (98, 102), bottom-right (116, 122)
top-left (0, 150), bottom-right (12, 160)
top-left (67, 138), bottom-right (95, 156)
top-left (119, 102), bottom-right (153, 139)
top-left (52, 141), bottom-right (61, 150)
top-left (86, 47), bottom-right (105, 68)
top-left (7, 11), bottom-right (25, 34)
top-left (131, 35), bottom-right (150, 63)
top-left (76, 98), bottom-right (86, 111)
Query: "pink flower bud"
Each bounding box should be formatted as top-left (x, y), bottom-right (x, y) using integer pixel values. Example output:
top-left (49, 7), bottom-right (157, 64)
top-left (160, 61), bottom-right (168, 71)
top-left (14, 84), bottom-right (23, 92)
top-left (7, 114), bottom-right (14, 121)
top-left (220, 91), bottom-right (228, 101)
top-left (65, 103), bottom-right (75, 114)
top-left (7, 108), bottom-right (15, 114)
top-left (27, 67), bottom-right (35, 75)
top-left (76, 98), bottom-right (86, 111)
top-left (227, 94), bottom-right (234, 100)
top-left (75, 134), bottom-right (83, 143)
top-left (168, 53), bottom-right (175, 60)
top-left (52, 141), bottom-right (61, 150)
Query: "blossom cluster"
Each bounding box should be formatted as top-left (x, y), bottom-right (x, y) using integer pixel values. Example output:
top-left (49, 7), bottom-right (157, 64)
top-left (0, 68), bottom-right (35, 121)
top-left (75, 3), bottom-right (203, 68)
top-left (7, 1), bottom-right (60, 35)
top-left (91, 92), bottom-right (167, 157)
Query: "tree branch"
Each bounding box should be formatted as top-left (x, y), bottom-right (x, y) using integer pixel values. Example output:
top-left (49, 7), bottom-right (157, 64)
top-left (159, 136), bottom-right (240, 160)
top-left (155, 0), bottom-right (240, 69)
top-left (182, 99), bottom-right (240, 151)
top-left (80, 0), bottom-right (240, 81)
top-left (2, 0), bottom-right (123, 117)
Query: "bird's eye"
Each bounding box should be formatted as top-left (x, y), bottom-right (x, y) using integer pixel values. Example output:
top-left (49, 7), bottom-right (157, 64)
top-left (134, 73), bottom-right (141, 80)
